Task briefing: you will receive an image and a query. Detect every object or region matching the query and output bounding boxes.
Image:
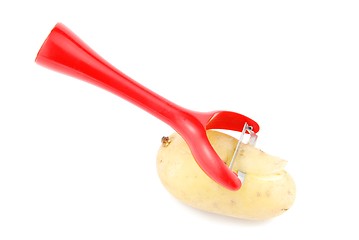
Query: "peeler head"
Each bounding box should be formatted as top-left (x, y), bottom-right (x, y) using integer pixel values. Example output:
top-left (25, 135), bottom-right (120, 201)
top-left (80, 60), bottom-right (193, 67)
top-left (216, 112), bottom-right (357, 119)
top-left (180, 110), bottom-right (260, 191)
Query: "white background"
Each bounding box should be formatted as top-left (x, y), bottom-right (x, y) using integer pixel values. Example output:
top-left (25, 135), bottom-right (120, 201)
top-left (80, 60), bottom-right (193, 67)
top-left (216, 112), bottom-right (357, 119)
top-left (1, 0), bottom-right (358, 239)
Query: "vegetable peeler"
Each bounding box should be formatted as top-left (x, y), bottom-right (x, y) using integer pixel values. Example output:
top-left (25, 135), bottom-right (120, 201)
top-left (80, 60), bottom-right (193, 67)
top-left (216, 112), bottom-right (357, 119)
top-left (35, 23), bottom-right (260, 191)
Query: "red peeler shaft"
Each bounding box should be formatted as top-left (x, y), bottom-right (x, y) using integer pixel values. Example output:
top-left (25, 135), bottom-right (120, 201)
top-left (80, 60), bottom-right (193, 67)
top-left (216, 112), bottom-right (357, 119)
top-left (35, 24), bottom-right (185, 125)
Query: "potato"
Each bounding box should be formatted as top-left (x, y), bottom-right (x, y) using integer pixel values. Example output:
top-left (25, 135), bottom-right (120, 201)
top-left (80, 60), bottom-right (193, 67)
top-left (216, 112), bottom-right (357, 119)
top-left (157, 130), bottom-right (296, 220)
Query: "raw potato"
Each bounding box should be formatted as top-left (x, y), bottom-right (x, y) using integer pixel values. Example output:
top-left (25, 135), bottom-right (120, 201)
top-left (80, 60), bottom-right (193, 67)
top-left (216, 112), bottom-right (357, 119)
top-left (157, 130), bottom-right (296, 220)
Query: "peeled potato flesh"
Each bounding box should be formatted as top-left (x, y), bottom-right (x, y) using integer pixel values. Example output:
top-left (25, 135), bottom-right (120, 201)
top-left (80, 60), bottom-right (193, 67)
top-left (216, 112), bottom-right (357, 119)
top-left (156, 130), bottom-right (296, 220)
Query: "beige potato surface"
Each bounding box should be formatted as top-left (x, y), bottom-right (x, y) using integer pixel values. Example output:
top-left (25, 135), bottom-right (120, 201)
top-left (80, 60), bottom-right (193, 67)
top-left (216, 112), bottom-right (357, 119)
top-left (157, 130), bottom-right (296, 220)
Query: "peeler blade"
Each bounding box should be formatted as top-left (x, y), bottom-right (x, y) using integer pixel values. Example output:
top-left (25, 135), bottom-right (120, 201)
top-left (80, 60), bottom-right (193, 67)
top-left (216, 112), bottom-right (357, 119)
top-left (228, 122), bottom-right (258, 183)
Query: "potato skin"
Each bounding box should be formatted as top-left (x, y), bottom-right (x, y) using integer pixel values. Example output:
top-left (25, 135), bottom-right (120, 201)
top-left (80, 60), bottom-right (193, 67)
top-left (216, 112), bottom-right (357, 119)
top-left (157, 131), bottom-right (296, 220)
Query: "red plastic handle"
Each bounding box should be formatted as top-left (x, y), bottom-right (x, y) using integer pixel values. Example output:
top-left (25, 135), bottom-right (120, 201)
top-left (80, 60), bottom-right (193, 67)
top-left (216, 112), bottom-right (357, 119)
top-left (35, 24), bottom-right (187, 130)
